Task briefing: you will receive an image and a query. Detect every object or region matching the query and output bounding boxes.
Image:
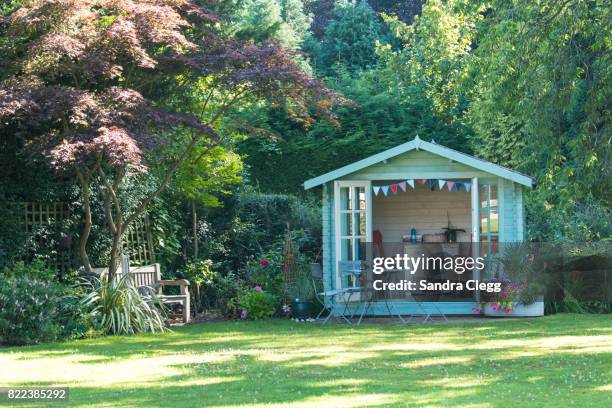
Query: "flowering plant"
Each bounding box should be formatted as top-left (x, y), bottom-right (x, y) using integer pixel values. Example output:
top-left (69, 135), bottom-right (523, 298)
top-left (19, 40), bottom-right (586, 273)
top-left (238, 286), bottom-right (278, 319)
top-left (486, 277), bottom-right (529, 313)
top-left (242, 249), bottom-right (285, 297)
top-left (487, 243), bottom-right (548, 310)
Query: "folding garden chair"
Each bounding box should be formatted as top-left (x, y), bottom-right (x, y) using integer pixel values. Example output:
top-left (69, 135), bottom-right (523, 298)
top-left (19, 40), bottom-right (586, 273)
top-left (310, 263), bottom-right (352, 324)
top-left (404, 291), bottom-right (448, 323)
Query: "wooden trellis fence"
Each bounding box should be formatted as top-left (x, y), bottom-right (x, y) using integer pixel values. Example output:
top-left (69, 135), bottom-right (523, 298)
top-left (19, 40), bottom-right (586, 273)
top-left (6, 202), bottom-right (155, 270)
top-left (121, 216), bottom-right (156, 266)
top-left (22, 202), bottom-right (74, 272)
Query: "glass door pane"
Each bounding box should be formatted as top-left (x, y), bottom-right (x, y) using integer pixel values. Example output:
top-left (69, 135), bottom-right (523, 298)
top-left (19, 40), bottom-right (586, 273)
top-left (335, 181), bottom-right (371, 290)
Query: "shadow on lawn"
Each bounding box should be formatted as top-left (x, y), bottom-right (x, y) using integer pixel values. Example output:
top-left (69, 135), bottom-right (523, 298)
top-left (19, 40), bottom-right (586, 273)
top-left (4, 315), bottom-right (611, 407)
top-left (14, 314), bottom-right (607, 362)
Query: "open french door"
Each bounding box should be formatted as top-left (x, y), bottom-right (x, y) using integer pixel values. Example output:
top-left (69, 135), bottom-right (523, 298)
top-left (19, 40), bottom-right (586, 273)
top-left (334, 180), bottom-right (372, 291)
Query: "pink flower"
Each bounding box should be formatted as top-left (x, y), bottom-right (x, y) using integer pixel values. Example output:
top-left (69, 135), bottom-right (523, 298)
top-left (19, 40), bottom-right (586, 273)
top-left (240, 309), bottom-right (248, 319)
top-left (260, 259), bottom-right (269, 267)
top-left (471, 307), bottom-right (481, 313)
top-left (254, 285), bottom-right (262, 292)
top-left (504, 307), bottom-right (511, 313)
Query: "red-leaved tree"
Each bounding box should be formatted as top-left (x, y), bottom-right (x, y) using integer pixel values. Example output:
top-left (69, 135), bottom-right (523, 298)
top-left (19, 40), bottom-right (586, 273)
top-left (0, 0), bottom-right (337, 278)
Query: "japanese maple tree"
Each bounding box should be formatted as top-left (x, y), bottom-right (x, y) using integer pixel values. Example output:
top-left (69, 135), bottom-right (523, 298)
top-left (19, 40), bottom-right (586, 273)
top-left (0, 0), bottom-right (336, 277)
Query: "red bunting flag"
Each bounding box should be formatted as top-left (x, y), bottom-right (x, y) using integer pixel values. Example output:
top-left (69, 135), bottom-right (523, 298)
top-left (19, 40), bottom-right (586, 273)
top-left (391, 184), bottom-right (398, 193)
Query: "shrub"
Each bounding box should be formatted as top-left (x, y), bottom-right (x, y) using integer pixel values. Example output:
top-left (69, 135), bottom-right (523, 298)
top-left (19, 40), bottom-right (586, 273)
top-left (243, 250), bottom-right (286, 298)
top-left (182, 259), bottom-right (216, 313)
top-left (238, 287), bottom-right (277, 319)
top-left (181, 259), bottom-right (245, 317)
top-left (4, 260), bottom-right (55, 281)
top-left (0, 276), bottom-right (61, 345)
top-left (82, 274), bottom-right (167, 335)
top-left (0, 261), bottom-right (67, 345)
top-left (215, 273), bottom-right (245, 317)
top-left (57, 284), bottom-right (95, 339)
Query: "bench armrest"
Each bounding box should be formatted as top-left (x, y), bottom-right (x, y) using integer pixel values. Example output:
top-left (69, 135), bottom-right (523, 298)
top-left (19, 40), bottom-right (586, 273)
top-left (158, 279), bottom-right (190, 287)
top-left (158, 279), bottom-right (190, 295)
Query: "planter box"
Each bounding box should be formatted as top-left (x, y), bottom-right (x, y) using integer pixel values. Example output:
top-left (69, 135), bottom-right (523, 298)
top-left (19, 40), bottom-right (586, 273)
top-left (484, 300), bottom-right (544, 317)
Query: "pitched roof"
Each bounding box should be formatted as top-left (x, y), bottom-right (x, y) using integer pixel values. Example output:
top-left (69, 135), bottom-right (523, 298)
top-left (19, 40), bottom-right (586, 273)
top-left (303, 136), bottom-right (534, 189)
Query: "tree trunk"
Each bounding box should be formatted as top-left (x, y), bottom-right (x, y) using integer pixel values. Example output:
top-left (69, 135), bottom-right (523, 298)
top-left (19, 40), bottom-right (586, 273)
top-left (192, 200), bottom-right (198, 259)
top-left (76, 170), bottom-right (93, 272)
top-left (107, 230), bottom-right (123, 282)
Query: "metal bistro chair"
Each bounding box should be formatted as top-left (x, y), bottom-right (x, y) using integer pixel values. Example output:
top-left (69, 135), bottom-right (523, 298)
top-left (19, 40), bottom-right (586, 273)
top-left (339, 260), bottom-right (373, 325)
top-left (344, 261), bottom-right (407, 325)
top-left (310, 263), bottom-right (352, 324)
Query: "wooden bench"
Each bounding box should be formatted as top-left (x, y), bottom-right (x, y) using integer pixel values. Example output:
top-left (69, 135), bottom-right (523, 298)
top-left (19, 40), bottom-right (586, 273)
top-left (92, 263), bottom-right (191, 323)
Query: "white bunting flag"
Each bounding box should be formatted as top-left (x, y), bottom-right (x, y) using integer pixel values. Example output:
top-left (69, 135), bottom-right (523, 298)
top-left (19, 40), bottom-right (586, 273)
top-left (373, 186), bottom-right (381, 196)
top-left (407, 179), bottom-right (415, 189)
top-left (381, 186), bottom-right (389, 196)
top-left (464, 183), bottom-right (472, 192)
top-left (438, 179), bottom-right (446, 190)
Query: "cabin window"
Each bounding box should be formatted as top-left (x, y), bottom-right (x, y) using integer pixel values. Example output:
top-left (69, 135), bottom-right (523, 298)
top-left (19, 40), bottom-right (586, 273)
top-left (479, 184), bottom-right (498, 242)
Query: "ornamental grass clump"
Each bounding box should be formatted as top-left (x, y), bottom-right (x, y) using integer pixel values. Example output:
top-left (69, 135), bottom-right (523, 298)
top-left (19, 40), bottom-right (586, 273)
top-left (82, 273), bottom-right (167, 335)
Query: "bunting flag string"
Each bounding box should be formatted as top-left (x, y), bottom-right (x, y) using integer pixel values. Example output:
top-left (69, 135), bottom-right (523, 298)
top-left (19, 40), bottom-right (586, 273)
top-left (372, 179), bottom-right (472, 197)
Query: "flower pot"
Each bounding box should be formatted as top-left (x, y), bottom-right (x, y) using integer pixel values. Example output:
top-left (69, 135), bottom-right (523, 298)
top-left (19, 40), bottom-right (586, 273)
top-left (291, 299), bottom-right (315, 319)
top-left (484, 298), bottom-right (544, 317)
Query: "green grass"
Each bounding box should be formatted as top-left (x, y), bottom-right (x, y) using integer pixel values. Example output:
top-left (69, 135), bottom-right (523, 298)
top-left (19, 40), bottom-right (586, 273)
top-left (1, 314), bottom-right (611, 407)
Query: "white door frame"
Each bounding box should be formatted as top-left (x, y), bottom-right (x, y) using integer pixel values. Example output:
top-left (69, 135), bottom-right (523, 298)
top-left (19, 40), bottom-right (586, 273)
top-left (471, 177), bottom-right (480, 302)
top-left (334, 180), bottom-right (372, 291)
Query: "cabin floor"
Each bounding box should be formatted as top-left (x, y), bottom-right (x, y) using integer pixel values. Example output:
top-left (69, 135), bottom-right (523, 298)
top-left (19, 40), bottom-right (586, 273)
top-left (317, 315), bottom-right (523, 325)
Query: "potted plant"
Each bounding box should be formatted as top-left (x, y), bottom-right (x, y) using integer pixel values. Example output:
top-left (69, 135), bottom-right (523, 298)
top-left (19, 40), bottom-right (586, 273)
top-left (483, 243), bottom-right (546, 317)
top-left (288, 267), bottom-right (316, 320)
top-left (441, 214), bottom-right (465, 243)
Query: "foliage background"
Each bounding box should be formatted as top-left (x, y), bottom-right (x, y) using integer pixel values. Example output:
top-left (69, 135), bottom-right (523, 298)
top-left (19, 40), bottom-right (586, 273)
top-left (0, 0), bottom-right (609, 317)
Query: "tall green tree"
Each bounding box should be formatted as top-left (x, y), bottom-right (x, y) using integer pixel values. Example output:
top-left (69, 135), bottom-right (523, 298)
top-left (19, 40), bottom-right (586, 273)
top-left (465, 0), bottom-right (611, 239)
top-left (231, 0), bottom-right (313, 49)
top-left (311, 0), bottom-right (387, 74)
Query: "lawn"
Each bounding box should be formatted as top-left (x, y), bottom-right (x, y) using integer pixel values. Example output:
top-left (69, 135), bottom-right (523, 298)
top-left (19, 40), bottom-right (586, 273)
top-left (1, 314), bottom-right (611, 407)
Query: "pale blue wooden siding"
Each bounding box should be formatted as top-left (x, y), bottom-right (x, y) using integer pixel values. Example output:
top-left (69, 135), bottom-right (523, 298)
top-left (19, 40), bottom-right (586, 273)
top-left (516, 182), bottom-right (526, 241)
top-left (321, 182), bottom-right (335, 292)
top-left (340, 150), bottom-right (491, 180)
top-left (499, 178), bottom-right (514, 241)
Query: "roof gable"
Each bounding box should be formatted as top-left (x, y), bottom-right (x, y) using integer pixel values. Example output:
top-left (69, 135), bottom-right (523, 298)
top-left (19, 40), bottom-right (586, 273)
top-left (304, 136), bottom-right (534, 189)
